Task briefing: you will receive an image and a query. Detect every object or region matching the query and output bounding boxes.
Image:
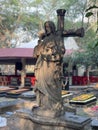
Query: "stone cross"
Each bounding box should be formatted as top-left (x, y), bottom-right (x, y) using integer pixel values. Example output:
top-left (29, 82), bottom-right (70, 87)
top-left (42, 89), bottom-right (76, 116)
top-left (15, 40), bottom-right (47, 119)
top-left (56, 9), bottom-right (84, 38)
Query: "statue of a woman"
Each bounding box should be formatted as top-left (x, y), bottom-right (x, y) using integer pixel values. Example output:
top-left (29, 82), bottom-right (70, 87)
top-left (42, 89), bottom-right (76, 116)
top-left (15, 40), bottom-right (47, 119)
top-left (33, 21), bottom-right (65, 117)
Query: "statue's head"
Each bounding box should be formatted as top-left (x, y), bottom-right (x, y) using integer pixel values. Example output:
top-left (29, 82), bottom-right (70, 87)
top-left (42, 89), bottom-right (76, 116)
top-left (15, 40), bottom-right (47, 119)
top-left (44, 21), bottom-right (56, 35)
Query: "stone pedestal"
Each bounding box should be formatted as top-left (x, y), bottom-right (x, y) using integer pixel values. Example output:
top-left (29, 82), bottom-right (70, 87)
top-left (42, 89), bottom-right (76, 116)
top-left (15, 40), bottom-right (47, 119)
top-left (32, 107), bottom-right (65, 118)
top-left (15, 108), bottom-right (91, 130)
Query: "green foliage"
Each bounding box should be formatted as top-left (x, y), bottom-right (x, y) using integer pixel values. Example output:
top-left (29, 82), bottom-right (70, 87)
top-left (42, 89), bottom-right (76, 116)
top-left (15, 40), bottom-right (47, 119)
top-left (9, 0), bottom-right (19, 6)
top-left (72, 41), bottom-right (98, 68)
top-left (85, 12), bottom-right (93, 17)
top-left (94, 39), bottom-right (98, 47)
top-left (0, 0), bottom-right (90, 48)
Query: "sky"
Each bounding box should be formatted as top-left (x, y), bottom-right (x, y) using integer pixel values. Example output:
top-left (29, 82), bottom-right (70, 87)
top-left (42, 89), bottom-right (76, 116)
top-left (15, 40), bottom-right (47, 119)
top-left (17, 37), bottom-right (79, 50)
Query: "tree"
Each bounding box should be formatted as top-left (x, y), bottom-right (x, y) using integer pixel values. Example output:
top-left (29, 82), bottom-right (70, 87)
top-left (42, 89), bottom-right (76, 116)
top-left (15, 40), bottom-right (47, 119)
top-left (71, 43), bottom-right (98, 84)
top-left (0, 0), bottom-right (41, 48)
top-left (0, 0), bottom-right (67, 48)
top-left (0, 0), bottom-right (88, 48)
top-left (85, 0), bottom-right (98, 47)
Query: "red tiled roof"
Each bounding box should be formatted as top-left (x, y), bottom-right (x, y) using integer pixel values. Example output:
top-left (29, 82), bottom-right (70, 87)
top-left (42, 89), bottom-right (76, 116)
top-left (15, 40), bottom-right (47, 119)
top-left (0, 48), bottom-right (79, 59)
top-left (0, 48), bottom-right (34, 58)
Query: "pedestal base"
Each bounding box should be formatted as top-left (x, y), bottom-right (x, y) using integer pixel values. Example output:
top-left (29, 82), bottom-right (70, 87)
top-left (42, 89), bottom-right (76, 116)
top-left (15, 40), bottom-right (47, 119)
top-left (32, 107), bottom-right (64, 118)
top-left (15, 108), bottom-right (91, 130)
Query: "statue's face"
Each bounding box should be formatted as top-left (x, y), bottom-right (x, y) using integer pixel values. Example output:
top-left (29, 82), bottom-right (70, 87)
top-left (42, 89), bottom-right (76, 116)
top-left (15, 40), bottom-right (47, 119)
top-left (45, 22), bottom-right (51, 34)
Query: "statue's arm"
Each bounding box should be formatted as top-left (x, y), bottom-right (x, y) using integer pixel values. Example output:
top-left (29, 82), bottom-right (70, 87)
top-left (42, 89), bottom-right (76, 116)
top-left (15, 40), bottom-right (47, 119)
top-left (62, 27), bottom-right (84, 37)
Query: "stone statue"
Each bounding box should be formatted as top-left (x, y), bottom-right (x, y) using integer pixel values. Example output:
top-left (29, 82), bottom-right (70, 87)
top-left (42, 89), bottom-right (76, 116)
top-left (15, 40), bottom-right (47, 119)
top-left (33, 9), bottom-right (84, 118)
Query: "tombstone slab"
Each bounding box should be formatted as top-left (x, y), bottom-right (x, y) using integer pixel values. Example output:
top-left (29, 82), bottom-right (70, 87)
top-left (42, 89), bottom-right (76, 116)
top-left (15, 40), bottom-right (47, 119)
top-left (91, 119), bottom-right (98, 130)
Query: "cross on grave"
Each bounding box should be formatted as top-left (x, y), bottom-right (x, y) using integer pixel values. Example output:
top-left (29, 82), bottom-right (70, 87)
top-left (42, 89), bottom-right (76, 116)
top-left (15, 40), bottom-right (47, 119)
top-left (56, 9), bottom-right (84, 38)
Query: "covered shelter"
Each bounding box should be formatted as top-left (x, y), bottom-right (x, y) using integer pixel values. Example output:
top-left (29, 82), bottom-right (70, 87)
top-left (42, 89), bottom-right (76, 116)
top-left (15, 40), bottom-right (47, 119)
top-left (0, 48), bottom-right (36, 65)
top-left (0, 48), bottom-right (36, 86)
top-left (0, 48), bottom-right (75, 86)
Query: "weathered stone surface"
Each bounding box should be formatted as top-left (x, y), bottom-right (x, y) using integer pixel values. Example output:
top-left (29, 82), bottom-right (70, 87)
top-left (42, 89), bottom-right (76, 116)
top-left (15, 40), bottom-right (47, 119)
top-left (0, 98), bottom-right (25, 113)
top-left (91, 119), bottom-right (98, 130)
top-left (32, 107), bottom-right (64, 118)
top-left (14, 108), bottom-right (91, 130)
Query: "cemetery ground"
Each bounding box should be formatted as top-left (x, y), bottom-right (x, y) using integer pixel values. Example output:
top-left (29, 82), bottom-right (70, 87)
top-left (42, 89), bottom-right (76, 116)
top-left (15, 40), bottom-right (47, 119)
top-left (0, 84), bottom-right (98, 130)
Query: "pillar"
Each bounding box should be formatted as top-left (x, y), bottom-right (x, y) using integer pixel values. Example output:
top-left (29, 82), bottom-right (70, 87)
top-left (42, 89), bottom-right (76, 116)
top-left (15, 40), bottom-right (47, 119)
top-left (21, 58), bottom-right (26, 87)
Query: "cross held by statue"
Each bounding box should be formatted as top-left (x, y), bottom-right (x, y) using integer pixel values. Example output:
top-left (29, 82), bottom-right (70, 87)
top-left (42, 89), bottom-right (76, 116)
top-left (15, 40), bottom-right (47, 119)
top-left (56, 9), bottom-right (84, 38)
